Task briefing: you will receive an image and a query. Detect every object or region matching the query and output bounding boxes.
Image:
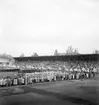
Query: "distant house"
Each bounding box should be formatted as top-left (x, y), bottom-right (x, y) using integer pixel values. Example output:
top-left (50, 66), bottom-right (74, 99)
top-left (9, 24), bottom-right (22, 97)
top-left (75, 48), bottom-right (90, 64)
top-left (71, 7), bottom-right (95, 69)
top-left (0, 55), bottom-right (15, 65)
top-left (0, 57), bottom-right (19, 77)
top-left (0, 58), bottom-right (10, 65)
top-left (0, 55), bottom-right (17, 71)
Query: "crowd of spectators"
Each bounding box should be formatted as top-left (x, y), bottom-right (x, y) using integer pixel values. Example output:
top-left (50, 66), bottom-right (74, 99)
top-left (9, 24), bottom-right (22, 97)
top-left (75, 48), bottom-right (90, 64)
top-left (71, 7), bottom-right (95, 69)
top-left (14, 60), bottom-right (99, 73)
top-left (0, 60), bottom-right (98, 87)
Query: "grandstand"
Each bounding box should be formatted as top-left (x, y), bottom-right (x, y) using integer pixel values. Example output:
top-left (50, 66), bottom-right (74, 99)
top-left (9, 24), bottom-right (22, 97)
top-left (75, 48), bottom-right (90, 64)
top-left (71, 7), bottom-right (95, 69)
top-left (14, 54), bottom-right (99, 62)
top-left (11, 54), bottom-right (98, 83)
top-left (13, 54), bottom-right (99, 74)
top-left (0, 53), bottom-right (98, 84)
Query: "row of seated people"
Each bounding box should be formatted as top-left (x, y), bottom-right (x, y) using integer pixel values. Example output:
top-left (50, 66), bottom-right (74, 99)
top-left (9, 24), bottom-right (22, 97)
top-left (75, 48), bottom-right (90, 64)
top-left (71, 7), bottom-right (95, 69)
top-left (0, 70), bottom-right (96, 87)
top-left (14, 60), bottom-right (99, 73)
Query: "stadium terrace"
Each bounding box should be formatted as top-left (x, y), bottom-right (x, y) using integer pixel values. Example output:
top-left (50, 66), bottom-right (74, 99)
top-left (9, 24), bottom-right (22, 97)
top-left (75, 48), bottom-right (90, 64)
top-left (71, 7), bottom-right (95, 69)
top-left (0, 54), bottom-right (98, 87)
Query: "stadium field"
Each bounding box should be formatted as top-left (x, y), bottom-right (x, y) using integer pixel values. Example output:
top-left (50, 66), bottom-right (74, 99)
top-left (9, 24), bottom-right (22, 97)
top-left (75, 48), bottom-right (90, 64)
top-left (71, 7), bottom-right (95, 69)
top-left (0, 77), bottom-right (98, 105)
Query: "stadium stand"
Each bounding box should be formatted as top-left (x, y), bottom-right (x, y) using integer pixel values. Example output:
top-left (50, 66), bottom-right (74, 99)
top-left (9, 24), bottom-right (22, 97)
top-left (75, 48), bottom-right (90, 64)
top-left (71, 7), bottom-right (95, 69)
top-left (0, 54), bottom-right (98, 87)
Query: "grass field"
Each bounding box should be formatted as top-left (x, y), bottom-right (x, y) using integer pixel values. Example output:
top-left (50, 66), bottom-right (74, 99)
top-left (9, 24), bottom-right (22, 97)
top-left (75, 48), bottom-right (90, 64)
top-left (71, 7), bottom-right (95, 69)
top-left (0, 77), bottom-right (98, 105)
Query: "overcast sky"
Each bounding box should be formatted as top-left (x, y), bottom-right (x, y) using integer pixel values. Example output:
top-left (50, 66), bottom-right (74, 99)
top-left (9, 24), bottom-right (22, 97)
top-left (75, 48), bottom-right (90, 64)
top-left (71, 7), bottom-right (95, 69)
top-left (0, 0), bottom-right (99, 57)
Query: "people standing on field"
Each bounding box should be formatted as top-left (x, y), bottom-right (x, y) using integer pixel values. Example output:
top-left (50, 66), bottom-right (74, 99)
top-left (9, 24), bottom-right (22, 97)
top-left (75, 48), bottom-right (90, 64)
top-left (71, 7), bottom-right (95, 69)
top-left (0, 60), bottom-right (98, 88)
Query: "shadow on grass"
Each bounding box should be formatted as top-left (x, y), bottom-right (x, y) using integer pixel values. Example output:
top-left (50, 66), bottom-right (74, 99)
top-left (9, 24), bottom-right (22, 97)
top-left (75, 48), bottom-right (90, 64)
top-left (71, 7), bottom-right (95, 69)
top-left (0, 86), bottom-right (97, 105)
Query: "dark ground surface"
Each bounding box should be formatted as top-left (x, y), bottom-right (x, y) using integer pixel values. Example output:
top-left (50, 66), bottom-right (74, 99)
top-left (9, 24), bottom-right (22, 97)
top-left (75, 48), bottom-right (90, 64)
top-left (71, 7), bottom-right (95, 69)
top-left (0, 77), bottom-right (98, 105)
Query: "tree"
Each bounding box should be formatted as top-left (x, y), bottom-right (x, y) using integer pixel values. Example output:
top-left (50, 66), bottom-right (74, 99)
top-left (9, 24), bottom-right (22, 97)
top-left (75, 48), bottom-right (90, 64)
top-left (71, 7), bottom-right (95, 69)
top-left (74, 48), bottom-right (79, 54)
top-left (66, 46), bottom-right (73, 55)
top-left (31, 53), bottom-right (38, 57)
top-left (66, 46), bottom-right (79, 55)
top-left (20, 53), bottom-right (25, 57)
top-left (93, 50), bottom-right (99, 54)
top-left (54, 49), bottom-right (58, 56)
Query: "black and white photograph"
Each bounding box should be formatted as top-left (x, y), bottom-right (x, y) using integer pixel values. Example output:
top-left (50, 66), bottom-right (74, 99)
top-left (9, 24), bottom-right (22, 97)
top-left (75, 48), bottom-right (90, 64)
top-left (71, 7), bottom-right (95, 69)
top-left (0, 0), bottom-right (99, 105)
